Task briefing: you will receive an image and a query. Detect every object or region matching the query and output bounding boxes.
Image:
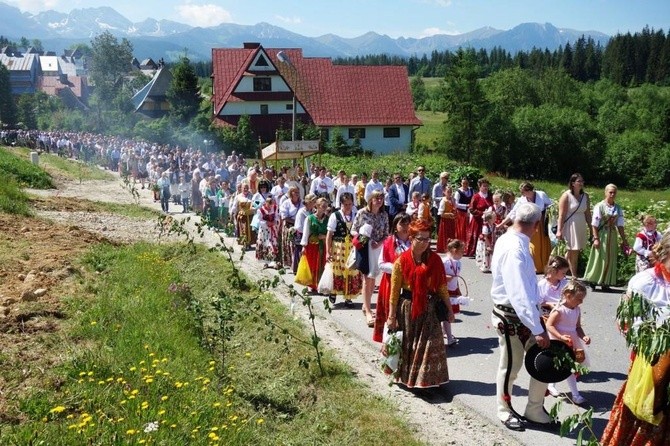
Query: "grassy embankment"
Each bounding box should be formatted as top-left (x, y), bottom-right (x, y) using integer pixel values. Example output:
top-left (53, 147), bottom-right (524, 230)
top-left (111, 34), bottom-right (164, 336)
top-left (0, 148), bottom-right (424, 445)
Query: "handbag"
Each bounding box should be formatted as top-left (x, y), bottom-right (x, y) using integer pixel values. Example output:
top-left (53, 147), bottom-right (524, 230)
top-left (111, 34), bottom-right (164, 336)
top-left (317, 262), bottom-right (334, 294)
top-left (345, 246), bottom-right (357, 270)
top-left (295, 255), bottom-right (313, 287)
top-left (623, 354), bottom-right (663, 425)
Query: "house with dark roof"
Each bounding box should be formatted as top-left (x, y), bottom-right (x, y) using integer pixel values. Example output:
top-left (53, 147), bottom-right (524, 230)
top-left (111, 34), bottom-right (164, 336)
top-left (0, 50), bottom-right (40, 95)
top-left (211, 43), bottom-right (421, 154)
top-left (131, 65), bottom-right (173, 118)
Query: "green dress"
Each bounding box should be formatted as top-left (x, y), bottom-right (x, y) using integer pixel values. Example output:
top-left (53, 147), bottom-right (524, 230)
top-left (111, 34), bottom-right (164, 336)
top-left (583, 201), bottom-right (623, 286)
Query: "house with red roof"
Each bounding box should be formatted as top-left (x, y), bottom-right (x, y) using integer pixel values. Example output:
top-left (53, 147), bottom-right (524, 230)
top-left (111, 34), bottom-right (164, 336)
top-left (211, 43), bottom-right (421, 154)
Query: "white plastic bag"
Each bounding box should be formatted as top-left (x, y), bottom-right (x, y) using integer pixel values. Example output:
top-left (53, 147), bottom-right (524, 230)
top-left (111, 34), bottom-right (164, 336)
top-left (450, 296), bottom-right (472, 307)
top-left (317, 262), bottom-right (334, 294)
top-left (381, 329), bottom-right (403, 375)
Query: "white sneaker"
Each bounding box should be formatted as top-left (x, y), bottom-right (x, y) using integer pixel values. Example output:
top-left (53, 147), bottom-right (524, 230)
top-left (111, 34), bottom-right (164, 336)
top-left (547, 384), bottom-right (560, 397)
top-left (447, 337), bottom-right (459, 346)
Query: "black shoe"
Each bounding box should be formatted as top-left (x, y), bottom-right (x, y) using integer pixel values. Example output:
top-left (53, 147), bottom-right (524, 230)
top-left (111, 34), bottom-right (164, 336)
top-left (328, 295), bottom-right (336, 304)
top-left (602, 285), bottom-right (612, 292)
top-left (589, 283), bottom-right (596, 291)
top-left (502, 415), bottom-right (524, 431)
top-left (343, 299), bottom-right (354, 308)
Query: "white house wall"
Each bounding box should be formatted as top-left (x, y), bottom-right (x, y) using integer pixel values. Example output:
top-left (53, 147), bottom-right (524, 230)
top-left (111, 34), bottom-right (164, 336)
top-left (326, 126), bottom-right (413, 154)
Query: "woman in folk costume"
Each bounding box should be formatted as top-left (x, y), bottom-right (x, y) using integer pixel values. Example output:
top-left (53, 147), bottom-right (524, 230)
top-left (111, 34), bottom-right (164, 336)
top-left (279, 186), bottom-right (303, 269)
top-left (601, 232), bottom-right (670, 445)
top-left (454, 177), bottom-right (473, 243)
top-left (351, 190), bottom-right (389, 327)
top-left (583, 184), bottom-right (630, 291)
top-left (256, 196), bottom-right (280, 263)
top-left (373, 213), bottom-right (412, 343)
top-left (231, 183), bottom-right (255, 249)
top-left (503, 182), bottom-right (554, 273)
top-left (464, 178), bottom-right (493, 257)
top-left (325, 192), bottom-right (362, 306)
top-left (385, 219), bottom-right (455, 389)
top-left (299, 198), bottom-right (330, 293)
top-left (436, 185), bottom-right (456, 253)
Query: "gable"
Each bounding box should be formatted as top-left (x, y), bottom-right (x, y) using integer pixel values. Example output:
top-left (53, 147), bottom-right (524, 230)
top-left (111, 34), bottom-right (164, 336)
top-left (211, 45), bottom-right (421, 128)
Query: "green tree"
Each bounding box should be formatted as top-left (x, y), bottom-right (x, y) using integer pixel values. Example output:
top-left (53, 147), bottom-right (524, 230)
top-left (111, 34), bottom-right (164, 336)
top-left (219, 114), bottom-right (257, 157)
top-left (604, 130), bottom-right (663, 188)
top-left (167, 56), bottom-right (201, 125)
top-left (410, 76), bottom-right (426, 110)
top-left (440, 49), bottom-right (489, 163)
top-left (16, 94), bottom-right (37, 129)
top-left (0, 64), bottom-right (17, 127)
top-left (89, 31), bottom-right (134, 132)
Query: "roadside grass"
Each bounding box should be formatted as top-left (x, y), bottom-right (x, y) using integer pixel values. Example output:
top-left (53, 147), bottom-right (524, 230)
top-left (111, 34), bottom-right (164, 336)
top-left (0, 147), bottom-right (54, 189)
top-left (8, 146), bottom-right (113, 182)
top-left (0, 178), bottom-right (31, 215)
top-left (0, 242), bottom-right (423, 446)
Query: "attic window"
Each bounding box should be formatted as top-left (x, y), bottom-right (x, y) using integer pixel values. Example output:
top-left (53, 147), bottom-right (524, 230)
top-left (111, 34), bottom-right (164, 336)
top-left (253, 77), bottom-right (272, 91)
top-left (256, 54), bottom-right (269, 67)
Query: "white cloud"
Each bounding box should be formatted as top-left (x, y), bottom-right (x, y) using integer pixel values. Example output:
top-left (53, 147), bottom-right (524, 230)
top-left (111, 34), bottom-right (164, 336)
top-left (7, 0), bottom-right (60, 13)
top-left (175, 3), bottom-right (232, 27)
top-left (274, 15), bottom-right (301, 25)
top-left (420, 27), bottom-right (459, 37)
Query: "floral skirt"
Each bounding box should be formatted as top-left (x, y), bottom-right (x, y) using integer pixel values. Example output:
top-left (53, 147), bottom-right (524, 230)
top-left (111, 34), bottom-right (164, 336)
top-left (601, 380), bottom-right (670, 445)
top-left (331, 239), bottom-right (362, 298)
top-left (280, 222), bottom-right (295, 268)
top-left (397, 297), bottom-right (449, 389)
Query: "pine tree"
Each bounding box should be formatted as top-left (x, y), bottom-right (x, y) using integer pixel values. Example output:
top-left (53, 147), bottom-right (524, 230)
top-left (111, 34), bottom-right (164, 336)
top-left (167, 56), bottom-right (201, 125)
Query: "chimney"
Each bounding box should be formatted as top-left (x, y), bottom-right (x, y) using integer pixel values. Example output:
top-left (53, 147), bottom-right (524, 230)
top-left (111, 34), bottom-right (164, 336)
top-left (243, 42), bottom-right (261, 49)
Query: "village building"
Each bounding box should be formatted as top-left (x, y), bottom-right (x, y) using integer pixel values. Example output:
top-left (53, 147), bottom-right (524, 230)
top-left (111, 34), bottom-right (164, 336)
top-left (211, 42), bottom-right (421, 154)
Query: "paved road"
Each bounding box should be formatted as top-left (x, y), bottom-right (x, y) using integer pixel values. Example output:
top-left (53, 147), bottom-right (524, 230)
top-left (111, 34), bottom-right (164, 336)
top-left (322, 250), bottom-right (630, 445)
top-left (123, 180), bottom-right (629, 445)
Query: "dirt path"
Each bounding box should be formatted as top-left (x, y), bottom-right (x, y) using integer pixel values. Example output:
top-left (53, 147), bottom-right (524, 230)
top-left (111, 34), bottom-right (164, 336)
top-left (13, 173), bottom-right (519, 445)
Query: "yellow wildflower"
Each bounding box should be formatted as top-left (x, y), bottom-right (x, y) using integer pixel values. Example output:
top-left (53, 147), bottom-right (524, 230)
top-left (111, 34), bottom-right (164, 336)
top-left (49, 406), bottom-right (66, 414)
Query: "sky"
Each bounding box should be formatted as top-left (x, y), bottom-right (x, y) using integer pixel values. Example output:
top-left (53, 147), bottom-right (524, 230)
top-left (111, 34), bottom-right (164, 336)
top-left (7, 0), bottom-right (670, 38)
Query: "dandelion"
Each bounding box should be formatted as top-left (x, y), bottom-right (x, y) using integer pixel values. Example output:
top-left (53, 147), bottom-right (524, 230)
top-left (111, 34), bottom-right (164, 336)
top-left (245, 352), bottom-right (251, 357)
top-left (175, 381), bottom-right (183, 389)
top-left (138, 440), bottom-right (146, 445)
top-left (158, 410), bottom-right (166, 416)
top-left (131, 389), bottom-right (139, 395)
top-left (49, 406), bottom-right (66, 414)
top-left (126, 429), bottom-right (137, 435)
top-left (170, 424), bottom-right (177, 428)
top-left (78, 372), bottom-right (86, 377)
top-left (257, 419), bottom-right (264, 424)
top-left (90, 321), bottom-right (97, 326)
top-left (161, 396), bottom-right (168, 401)
top-left (143, 421), bottom-right (159, 433)
top-left (87, 371), bottom-right (94, 376)
top-left (213, 402), bottom-right (221, 408)
top-left (130, 367), bottom-right (137, 372)
top-left (141, 401), bottom-right (149, 410)
top-left (145, 378), bottom-right (154, 384)
top-left (208, 360), bottom-right (216, 366)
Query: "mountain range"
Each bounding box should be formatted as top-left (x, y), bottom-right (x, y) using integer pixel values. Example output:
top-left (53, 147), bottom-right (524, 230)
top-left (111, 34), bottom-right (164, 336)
top-left (0, 2), bottom-right (611, 61)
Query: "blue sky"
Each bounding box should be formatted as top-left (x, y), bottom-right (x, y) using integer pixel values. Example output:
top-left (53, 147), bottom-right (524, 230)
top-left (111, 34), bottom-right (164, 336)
top-left (8, 0), bottom-right (670, 38)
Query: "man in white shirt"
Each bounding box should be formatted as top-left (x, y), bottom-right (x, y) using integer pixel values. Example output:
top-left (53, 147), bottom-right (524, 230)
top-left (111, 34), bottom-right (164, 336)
top-left (309, 167), bottom-right (334, 198)
top-left (364, 170), bottom-right (384, 203)
top-left (490, 202), bottom-right (553, 431)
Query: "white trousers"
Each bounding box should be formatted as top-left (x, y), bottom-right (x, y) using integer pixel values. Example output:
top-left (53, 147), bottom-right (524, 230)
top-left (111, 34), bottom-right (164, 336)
top-left (492, 312), bottom-right (548, 422)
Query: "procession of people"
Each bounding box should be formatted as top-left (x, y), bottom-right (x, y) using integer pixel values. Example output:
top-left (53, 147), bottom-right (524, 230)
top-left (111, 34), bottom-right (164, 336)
top-left (10, 129), bottom-right (670, 442)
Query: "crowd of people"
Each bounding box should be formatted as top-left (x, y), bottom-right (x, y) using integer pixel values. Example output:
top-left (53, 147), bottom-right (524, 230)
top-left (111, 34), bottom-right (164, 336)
top-left (6, 130), bottom-right (670, 442)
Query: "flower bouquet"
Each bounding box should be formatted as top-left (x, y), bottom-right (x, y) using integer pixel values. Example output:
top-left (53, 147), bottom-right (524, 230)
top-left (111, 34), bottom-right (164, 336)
top-left (381, 329), bottom-right (403, 376)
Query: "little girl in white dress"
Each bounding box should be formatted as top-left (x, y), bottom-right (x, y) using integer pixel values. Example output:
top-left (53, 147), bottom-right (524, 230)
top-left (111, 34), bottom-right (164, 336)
top-left (545, 280), bottom-right (592, 405)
